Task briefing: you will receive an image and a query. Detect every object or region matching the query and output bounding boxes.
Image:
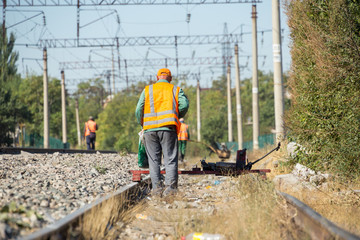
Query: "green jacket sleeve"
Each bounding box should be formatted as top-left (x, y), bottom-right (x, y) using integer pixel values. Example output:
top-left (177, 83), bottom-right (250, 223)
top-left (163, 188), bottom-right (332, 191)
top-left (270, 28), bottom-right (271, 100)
top-left (135, 89), bottom-right (145, 126)
top-left (178, 88), bottom-right (189, 119)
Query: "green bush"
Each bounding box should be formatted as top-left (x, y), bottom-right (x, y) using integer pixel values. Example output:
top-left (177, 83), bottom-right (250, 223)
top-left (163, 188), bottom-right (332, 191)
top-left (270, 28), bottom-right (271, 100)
top-left (285, 0), bottom-right (360, 178)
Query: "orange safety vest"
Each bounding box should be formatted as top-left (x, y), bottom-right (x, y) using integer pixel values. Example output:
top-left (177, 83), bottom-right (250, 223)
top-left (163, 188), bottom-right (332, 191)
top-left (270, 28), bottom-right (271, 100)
top-left (85, 120), bottom-right (97, 137)
top-left (143, 81), bottom-right (180, 133)
top-left (178, 123), bottom-right (189, 140)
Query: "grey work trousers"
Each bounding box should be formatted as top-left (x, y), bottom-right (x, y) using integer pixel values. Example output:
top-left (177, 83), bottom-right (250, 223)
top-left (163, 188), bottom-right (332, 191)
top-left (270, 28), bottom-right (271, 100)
top-left (143, 130), bottom-right (178, 190)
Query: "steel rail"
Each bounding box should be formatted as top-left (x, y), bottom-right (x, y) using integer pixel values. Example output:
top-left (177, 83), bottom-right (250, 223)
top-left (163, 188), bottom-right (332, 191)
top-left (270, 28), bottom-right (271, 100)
top-left (20, 177), bottom-right (151, 240)
top-left (279, 191), bottom-right (360, 240)
top-left (0, 147), bottom-right (117, 154)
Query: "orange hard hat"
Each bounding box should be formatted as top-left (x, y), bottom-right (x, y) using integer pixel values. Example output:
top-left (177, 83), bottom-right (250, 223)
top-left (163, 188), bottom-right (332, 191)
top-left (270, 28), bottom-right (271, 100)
top-left (157, 68), bottom-right (171, 77)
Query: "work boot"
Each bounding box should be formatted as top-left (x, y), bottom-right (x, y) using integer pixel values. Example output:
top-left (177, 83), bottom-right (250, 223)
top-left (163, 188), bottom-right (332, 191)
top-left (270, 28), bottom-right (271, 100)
top-left (163, 186), bottom-right (178, 198)
top-left (149, 186), bottom-right (164, 201)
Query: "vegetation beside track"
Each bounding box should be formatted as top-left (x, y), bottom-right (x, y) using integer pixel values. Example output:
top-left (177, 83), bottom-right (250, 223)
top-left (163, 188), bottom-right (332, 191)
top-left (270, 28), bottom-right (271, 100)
top-left (284, 0), bottom-right (360, 179)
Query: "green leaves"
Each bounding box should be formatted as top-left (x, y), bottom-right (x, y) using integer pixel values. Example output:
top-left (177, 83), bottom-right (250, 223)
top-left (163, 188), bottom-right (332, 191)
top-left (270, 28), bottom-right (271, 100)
top-left (285, 0), bottom-right (360, 178)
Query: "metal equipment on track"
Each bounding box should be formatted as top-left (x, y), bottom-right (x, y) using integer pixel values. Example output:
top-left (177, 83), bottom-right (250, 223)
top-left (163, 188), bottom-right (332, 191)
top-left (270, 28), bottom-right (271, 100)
top-left (130, 143), bottom-right (281, 182)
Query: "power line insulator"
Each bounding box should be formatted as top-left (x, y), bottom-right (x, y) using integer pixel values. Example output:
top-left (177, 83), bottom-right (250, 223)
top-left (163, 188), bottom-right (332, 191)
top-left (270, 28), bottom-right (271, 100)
top-left (186, 13), bottom-right (191, 23)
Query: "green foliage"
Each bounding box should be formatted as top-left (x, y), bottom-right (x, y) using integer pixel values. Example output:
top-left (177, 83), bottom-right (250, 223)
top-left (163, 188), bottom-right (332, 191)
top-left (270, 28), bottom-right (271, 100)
top-left (17, 75), bottom-right (63, 139)
top-left (96, 91), bottom-right (139, 152)
top-left (285, 0), bottom-right (360, 178)
top-left (0, 28), bottom-right (30, 146)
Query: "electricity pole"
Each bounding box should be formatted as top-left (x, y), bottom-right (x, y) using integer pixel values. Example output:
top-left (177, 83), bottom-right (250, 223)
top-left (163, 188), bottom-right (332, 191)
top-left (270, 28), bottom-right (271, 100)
top-left (75, 99), bottom-right (81, 147)
top-left (61, 70), bottom-right (67, 148)
top-left (43, 47), bottom-right (49, 148)
top-left (227, 64), bottom-right (233, 142)
top-left (111, 49), bottom-right (115, 97)
top-left (252, 4), bottom-right (259, 150)
top-left (272, 0), bottom-right (285, 141)
top-left (234, 44), bottom-right (243, 149)
top-left (196, 78), bottom-right (201, 142)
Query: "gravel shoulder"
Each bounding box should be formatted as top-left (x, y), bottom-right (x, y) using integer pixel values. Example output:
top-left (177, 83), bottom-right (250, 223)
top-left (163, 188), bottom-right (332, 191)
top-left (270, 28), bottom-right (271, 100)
top-left (0, 151), bottom-right (139, 239)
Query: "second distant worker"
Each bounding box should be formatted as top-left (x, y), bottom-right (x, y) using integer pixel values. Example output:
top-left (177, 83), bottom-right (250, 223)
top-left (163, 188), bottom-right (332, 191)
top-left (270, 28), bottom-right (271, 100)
top-left (178, 118), bottom-right (190, 162)
top-left (84, 116), bottom-right (98, 150)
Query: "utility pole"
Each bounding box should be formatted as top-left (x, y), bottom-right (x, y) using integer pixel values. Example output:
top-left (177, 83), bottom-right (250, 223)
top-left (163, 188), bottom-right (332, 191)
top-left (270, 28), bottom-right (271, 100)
top-left (61, 70), bottom-right (67, 148)
top-left (196, 78), bottom-right (201, 142)
top-left (77, 0), bottom-right (80, 45)
top-left (272, 0), bottom-right (285, 141)
top-left (222, 23), bottom-right (231, 77)
top-left (227, 64), bottom-right (233, 142)
top-left (105, 70), bottom-right (112, 97)
top-left (175, 36), bottom-right (179, 77)
top-left (234, 44), bottom-right (243, 149)
top-left (2, 0), bottom-right (6, 40)
top-left (116, 38), bottom-right (121, 94)
top-left (124, 59), bottom-right (129, 91)
top-left (252, 4), bottom-right (260, 150)
top-left (75, 99), bottom-right (81, 147)
top-left (43, 47), bottom-right (49, 148)
top-left (111, 49), bottom-right (115, 97)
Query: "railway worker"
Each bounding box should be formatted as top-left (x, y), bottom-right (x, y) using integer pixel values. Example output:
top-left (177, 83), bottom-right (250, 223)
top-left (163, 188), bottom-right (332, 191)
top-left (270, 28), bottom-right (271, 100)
top-left (135, 68), bottom-right (189, 198)
top-left (84, 116), bottom-right (98, 150)
top-left (178, 118), bottom-right (190, 162)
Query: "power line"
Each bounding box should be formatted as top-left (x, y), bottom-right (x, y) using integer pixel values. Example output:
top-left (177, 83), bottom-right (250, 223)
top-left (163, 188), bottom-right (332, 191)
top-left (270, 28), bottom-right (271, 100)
top-left (59, 56), bottom-right (256, 69)
top-left (20, 33), bottom-right (247, 48)
top-left (3, 0), bottom-right (262, 7)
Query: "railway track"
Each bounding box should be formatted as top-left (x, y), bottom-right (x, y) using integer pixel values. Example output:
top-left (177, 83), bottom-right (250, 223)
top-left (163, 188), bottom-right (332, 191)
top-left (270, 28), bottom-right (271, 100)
top-left (21, 177), bottom-right (151, 240)
top-left (1, 149), bottom-right (359, 239)
top-left (15, 176), bottom-right (360, 240)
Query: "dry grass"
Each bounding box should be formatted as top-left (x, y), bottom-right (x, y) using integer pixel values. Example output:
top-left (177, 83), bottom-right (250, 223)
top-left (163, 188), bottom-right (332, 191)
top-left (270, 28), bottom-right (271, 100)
top-left (75, 188), bottom-right (147, 239)
top-left (154, 175), bottom-right (301, 239)
top-left (292, 178), bottom-right (360, 236)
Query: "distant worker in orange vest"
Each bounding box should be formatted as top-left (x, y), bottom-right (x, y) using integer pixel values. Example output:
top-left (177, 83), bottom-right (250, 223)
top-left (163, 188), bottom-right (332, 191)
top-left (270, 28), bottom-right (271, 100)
top-left (84, 116), bottom-right (98, 150)
top-left (178, 118), bottom-right (190, 162)
top-left (135, 68), bottom-right (189, 198)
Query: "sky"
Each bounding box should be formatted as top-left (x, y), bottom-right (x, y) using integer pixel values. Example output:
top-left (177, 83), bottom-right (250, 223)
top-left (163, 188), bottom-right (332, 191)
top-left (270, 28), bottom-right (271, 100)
top-left (3, 0), bottom-right (291, 93)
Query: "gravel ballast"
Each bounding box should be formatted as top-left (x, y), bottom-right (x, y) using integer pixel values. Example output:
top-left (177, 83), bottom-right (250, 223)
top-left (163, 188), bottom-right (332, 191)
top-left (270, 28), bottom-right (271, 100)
top-left (0, 151), bottom-right (139, 239)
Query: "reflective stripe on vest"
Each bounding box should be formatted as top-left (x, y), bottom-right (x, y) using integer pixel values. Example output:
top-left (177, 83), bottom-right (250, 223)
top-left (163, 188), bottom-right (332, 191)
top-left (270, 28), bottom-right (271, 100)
top-left (143, 82), bottom-right (180, 132)
top-left (85, 121), bottom-right (97, 136)
top-left (178, 123), bottom-right (189, 140)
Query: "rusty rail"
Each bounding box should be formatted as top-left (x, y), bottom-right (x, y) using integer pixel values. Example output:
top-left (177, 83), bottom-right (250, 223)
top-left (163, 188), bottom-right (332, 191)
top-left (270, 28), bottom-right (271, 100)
top-left (279, 192), bottom-right (360, 240)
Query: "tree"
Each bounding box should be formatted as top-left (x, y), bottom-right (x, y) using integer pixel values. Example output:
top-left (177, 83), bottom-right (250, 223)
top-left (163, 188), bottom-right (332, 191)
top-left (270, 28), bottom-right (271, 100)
top-left (285, 0), bottom-right (360, 178)
top-left (17, 75), bottom-right (64, 139)
top-left (76, 78), bottom-right (105, 125)
top-left (0, 27), bottom-right (29, 146)
top-left (96, 91), bottom-right (139, 152)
